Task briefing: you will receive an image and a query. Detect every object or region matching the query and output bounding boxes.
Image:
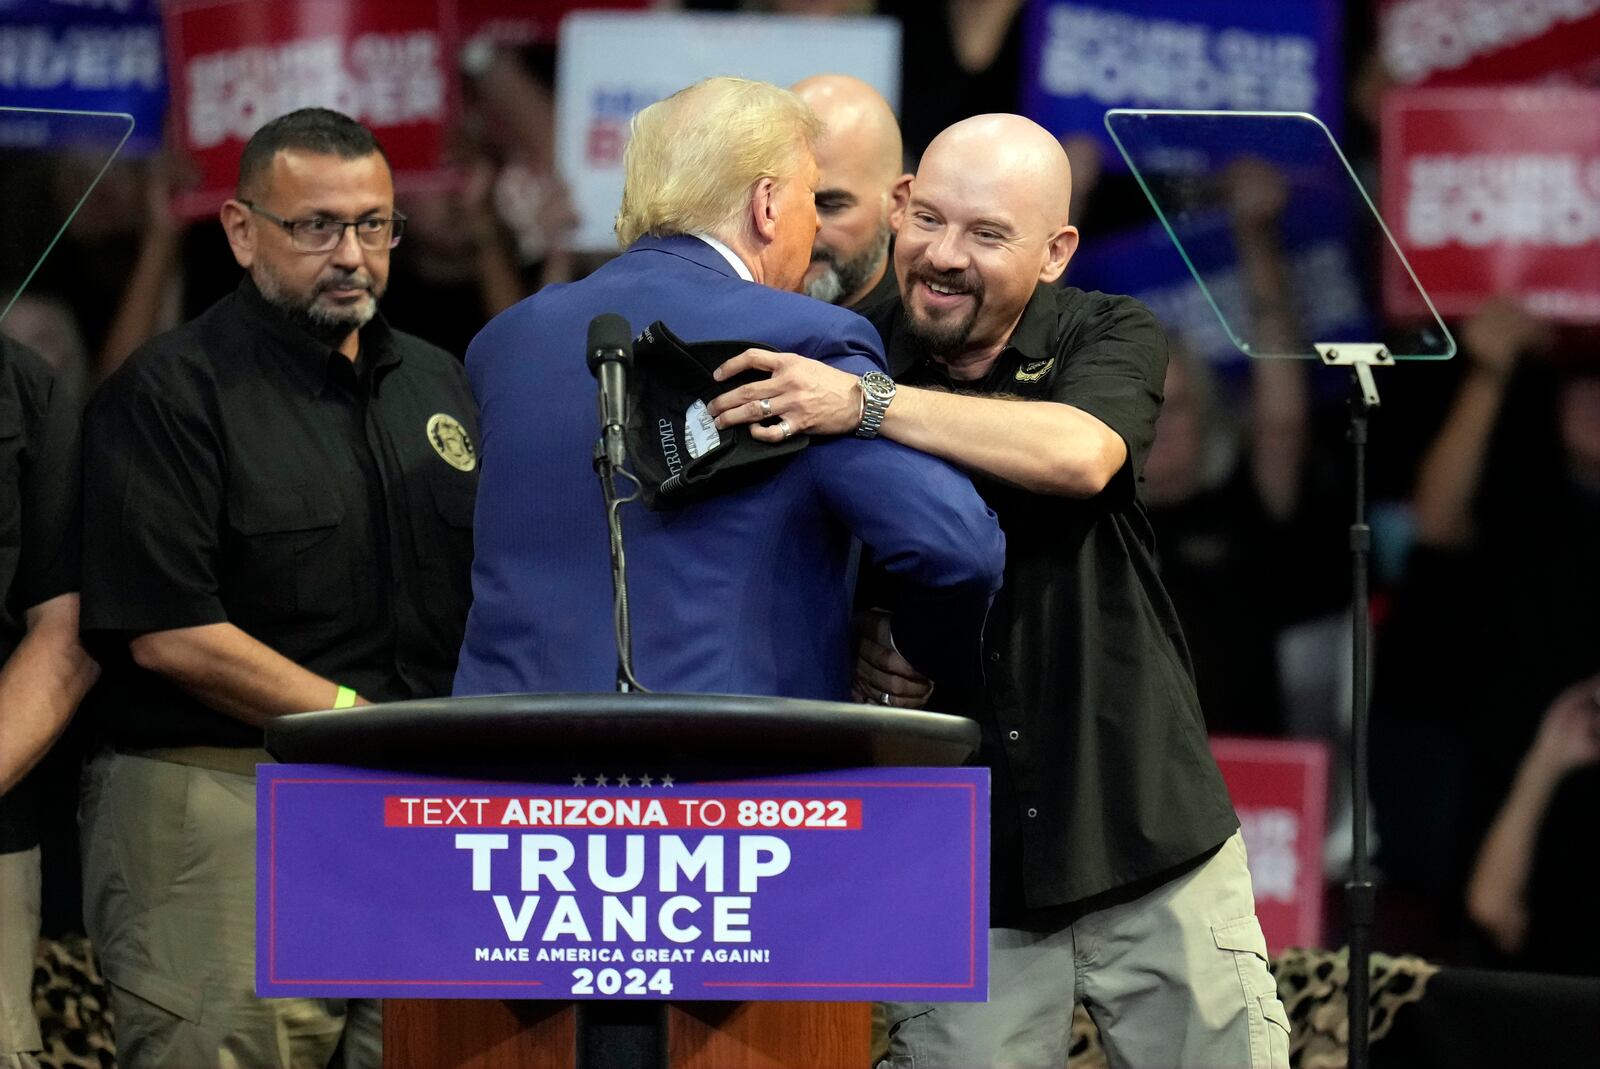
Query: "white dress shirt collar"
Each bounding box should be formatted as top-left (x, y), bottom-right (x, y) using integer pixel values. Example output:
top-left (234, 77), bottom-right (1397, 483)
top-left (693, 233), bottom-right (754, 282)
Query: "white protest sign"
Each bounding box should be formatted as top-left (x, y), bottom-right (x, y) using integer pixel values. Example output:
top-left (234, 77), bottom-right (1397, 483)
top-left (556, 12), bottom-right (900, 251)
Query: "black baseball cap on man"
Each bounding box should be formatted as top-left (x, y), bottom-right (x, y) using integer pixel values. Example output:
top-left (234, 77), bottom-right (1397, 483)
top-left (624, 321), bottom-right (808, 509)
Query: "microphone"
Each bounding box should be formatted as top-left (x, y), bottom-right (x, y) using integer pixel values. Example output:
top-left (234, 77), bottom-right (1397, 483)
top-left (586, 313), bottom-right (633, 469)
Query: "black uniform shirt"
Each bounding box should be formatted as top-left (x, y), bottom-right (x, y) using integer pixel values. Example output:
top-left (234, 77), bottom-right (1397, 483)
top-left (873, 285), bottom-right (1239, 919)
top-left (0, 336), bottom-right (81, 852)
top-left (847, 245), bottom-right (900, 323)
top-left (81, 278), bottom-right (479, 749)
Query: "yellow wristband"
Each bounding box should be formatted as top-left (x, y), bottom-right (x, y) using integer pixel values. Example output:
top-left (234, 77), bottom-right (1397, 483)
top-left (333, 685), bottom-right (358, 709)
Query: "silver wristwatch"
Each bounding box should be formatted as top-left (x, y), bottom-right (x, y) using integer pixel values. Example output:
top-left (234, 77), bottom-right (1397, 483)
top-left (855, 370), bottom-right (897, 439)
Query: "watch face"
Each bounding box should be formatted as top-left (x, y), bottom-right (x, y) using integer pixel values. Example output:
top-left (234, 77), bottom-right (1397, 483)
top-left (863, 371), bottom-right (895, 400)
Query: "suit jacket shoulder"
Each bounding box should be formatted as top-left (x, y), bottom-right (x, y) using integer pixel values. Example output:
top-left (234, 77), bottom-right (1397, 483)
top-left (485, 237), bottom-right (887, 373)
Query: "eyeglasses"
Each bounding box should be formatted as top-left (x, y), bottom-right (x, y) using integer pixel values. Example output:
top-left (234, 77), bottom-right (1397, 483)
top-left (241, 201), bottom-right (406, 253)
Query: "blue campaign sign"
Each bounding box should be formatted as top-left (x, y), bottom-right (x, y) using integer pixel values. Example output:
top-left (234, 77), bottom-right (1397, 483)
top-left (257, 765), bottom-right (989, 1002)
top-left (1021, 0), bottom-right (1343, 167)
top-left (0, 0), bottom-right (166, 153)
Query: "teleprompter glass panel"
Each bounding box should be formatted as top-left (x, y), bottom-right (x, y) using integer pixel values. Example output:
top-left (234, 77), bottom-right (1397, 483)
top-left (0, 107), bottom-right (135, 327)
top-left (1104, 109), bottom-right (1454, 361)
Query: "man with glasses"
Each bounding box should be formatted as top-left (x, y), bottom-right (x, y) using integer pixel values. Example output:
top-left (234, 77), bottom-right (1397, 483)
top-left (78, 108), bottom-right (477, 1068)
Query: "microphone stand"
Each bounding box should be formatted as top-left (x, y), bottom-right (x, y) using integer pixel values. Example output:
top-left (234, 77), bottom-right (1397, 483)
top-left (581, 419), bottom-right (664, 1069)
top-left (593, 438), bottom-right (647, 694)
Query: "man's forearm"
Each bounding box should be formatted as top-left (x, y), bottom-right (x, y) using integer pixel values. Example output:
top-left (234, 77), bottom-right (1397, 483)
top-left (130, 622), bottom-right (366, 728)
top-left (880, 387), bottom-right (1125, 498)
top-left (0, 595), bottom-right (99, 794)
top-left (709, 351), bottom-right (1127, 498)
top-left (1412, 370), bottom-right (1508, 547)
top-left (1465, 759), bottom-right (1561, 954)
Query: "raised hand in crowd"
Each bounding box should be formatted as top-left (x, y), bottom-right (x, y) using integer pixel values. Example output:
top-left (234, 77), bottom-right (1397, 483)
top-left (463, 44), bottom-right (578, 287)
top-left (457, 154), bottom-right (527, 317)
top-left (1412, 298), bottom-right (1552, 547)
top-left (98, 146), bottom-right (192, 379)
top-left (1226, 157), bottom-right (1308, 523)
top-left (1465, 672), bottom-right (1600, 956)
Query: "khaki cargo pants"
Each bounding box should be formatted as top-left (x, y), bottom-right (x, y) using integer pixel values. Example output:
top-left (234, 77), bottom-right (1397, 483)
top-left (880, 832), bottom-right (1291, 1069)
top-left (80, 751), bottom-right (381, 1069)
top-left (0, 846), bottom-right (42, 1069)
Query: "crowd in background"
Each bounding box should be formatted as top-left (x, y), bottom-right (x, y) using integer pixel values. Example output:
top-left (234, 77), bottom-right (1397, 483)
top-left (2, 0), bottom-right (1597, 986)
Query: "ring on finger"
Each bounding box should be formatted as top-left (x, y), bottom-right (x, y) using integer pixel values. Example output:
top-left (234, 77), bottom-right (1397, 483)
top-left (778, 418), bottom-right (793, 440)
top-left (758, 397), bottom-right (773, 417)
top-left (880, 690), bottom-right (893, 706)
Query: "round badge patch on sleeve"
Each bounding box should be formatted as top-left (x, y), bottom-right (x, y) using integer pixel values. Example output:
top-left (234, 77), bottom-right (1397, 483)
top-left (427, 413), bottom-right (477, 472)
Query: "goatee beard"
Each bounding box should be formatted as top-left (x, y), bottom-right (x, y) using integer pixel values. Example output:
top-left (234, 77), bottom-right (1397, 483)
top-left (902, 266), bottom-right (982, 358)
top-left (256, 266), bottom-right (379, 348)
top-left (805, 227), bottom-right (891, 306)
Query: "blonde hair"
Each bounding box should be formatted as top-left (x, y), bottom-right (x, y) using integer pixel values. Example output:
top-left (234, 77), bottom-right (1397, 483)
top-left (615, 77), bottom-right (821, 248)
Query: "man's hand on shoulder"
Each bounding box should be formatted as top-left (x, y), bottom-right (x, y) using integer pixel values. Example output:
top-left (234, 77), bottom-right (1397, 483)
top-left (709, 350), bottom-right (863, 441)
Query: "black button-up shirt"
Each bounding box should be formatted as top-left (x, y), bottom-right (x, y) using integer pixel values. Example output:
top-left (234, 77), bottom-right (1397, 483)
top-left (0, 336), bottom-right (81, 852)
top-left (81, 279), bottom-right (479, 749)
top-left (847, 243), bottom-right (900, 322)
top-left (872, 285), bottom-right (1239, 919)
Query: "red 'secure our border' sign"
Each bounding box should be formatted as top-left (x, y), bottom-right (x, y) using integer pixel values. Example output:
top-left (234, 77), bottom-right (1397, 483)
top-left (164, 0), bottom-right (458, 220)
top-left (1381, 86), bottom-right (1600, 323)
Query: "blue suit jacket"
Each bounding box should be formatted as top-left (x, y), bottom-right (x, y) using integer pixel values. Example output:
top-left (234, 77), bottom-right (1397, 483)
top-left (453, 235), bottom-right (1003, 699)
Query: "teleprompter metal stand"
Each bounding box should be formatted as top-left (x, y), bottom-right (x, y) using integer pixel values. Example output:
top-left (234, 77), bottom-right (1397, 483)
top-left (1316, 342), bottom-right (1395, 1069)
top-left (1105, 107), bottom-right (1457, 1069)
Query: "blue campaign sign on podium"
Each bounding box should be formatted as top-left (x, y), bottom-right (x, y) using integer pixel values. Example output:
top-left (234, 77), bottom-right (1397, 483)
top-left (259, 764), bottom-right (985, 998)
top-left (257, 763), bottom-right (989, 1002)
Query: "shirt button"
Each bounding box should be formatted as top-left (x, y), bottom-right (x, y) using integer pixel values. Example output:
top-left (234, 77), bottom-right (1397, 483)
top-left (1026, 808), bottom-right (1039, 819)
top-left (988, 651), bottom-right (1001, 663)
top-left (1007, 730), bottom-right (1020, 741)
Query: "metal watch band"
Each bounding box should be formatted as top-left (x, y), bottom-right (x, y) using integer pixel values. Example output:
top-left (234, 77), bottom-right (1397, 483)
top-left (855, 372), bottom-right (895, 439)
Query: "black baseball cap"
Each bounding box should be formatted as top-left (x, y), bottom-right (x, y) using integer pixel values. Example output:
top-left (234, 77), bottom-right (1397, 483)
top-left (625, 320), bottom-right (808, 509)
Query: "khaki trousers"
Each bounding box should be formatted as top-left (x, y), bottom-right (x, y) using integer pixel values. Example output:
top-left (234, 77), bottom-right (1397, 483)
top-left (0, 846), bottom-right (41, 1069)
top-left (80, 751), bottom-right (381, 1069)
top-left (880, 832), bottom-right (1291, 1069)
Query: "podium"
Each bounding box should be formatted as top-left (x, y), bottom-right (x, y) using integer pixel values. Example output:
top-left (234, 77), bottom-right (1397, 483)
top-left (263, 694), bottom-right (984, 1069)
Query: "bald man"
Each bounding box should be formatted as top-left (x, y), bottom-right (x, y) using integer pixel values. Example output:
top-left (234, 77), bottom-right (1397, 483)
top-left (791, 75), bottom-right (910, 313)
top-left (708, 115), bottom-right (1289, 1069)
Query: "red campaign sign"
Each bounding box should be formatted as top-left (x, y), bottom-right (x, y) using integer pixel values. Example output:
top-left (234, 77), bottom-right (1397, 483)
top-left (1381, 0), bottom-right (1600, 87)
top-left (163, 0), bottom-right (459, 220)
top-left (456, 0), bottom-right (649, 48)
top-left (1210, 737), bottom-right (1329, 954)
top-left (1380, 87), bottom-right (1600, 323)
